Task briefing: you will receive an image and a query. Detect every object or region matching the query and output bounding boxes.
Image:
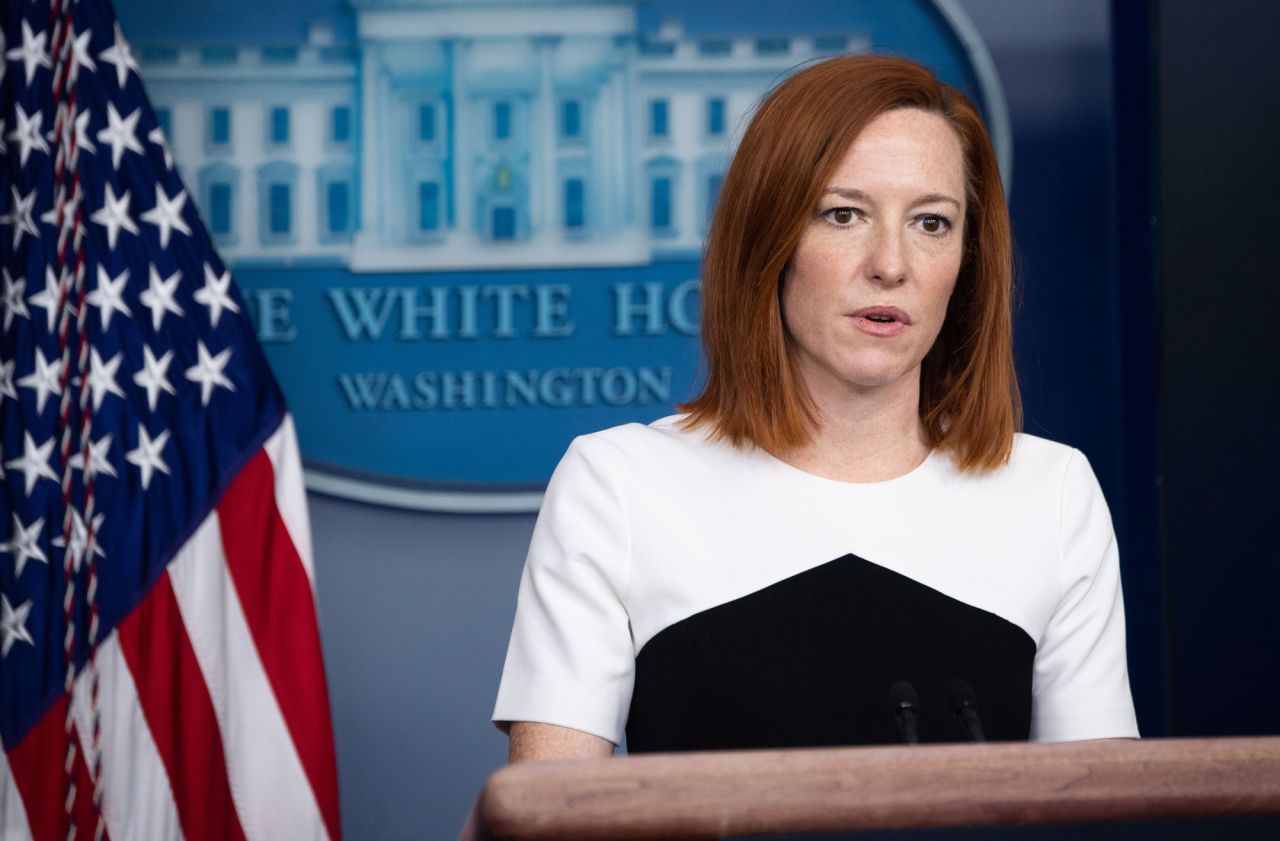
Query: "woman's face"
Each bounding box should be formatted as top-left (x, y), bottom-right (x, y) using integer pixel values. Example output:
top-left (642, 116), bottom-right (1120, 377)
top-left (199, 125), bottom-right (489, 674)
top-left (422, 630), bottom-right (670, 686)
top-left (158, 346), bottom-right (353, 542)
top-left (781, 108), bottom-right (967, 403)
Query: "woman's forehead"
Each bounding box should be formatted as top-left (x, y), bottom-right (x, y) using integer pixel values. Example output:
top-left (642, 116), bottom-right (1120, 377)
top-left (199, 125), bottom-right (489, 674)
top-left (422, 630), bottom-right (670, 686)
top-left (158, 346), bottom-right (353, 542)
top-left (825, 109), bottom-right (966, 202)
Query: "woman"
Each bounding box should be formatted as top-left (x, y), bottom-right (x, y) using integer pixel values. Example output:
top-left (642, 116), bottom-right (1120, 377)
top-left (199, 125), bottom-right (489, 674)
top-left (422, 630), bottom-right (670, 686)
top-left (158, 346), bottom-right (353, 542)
top-left (492, 55), bottom-right (1138, 762)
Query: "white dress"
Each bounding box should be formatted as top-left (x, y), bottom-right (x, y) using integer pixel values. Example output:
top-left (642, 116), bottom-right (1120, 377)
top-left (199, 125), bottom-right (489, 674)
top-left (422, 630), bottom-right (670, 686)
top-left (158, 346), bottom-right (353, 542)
top-left (493, 414), bottom-right (1139, 751)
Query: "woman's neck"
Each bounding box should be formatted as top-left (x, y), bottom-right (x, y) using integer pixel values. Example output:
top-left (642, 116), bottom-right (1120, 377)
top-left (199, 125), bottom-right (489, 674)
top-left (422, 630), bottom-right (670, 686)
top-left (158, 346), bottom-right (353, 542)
top-left (777, 371), bottom-right (930, 483)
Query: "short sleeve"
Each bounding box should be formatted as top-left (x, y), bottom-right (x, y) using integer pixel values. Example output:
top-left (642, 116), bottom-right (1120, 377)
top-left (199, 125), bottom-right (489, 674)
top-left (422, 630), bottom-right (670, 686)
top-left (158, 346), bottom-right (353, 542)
top-left (491, 436), bottom-right (635, 745)
top-left (1030, 449), bottom-right (1140, 741)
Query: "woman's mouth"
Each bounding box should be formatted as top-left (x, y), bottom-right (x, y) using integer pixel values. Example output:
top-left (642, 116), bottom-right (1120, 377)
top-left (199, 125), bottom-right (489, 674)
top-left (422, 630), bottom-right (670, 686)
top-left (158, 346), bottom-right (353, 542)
top-left (849, 306), bottom-right (911, 337)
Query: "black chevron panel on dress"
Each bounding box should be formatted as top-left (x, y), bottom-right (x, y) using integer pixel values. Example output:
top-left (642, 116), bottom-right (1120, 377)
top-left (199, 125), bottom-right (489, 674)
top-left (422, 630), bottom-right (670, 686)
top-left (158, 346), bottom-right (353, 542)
top-left (627, 553), bottom-right (1036, 752)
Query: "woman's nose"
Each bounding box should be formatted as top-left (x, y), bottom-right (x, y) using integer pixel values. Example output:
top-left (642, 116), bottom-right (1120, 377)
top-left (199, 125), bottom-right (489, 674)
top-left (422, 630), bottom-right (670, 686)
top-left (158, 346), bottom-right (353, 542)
top-left (865, 225), bottom-right (907, 286)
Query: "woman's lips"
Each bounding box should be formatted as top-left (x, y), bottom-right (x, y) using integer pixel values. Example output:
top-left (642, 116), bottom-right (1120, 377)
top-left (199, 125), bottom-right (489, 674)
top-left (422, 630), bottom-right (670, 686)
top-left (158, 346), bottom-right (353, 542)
top-left (848, 306), bottom-right (911, 337)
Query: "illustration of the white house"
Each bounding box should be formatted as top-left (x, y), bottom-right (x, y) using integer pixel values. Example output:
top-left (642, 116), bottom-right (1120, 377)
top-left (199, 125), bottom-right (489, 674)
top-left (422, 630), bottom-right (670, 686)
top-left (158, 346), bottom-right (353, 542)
top-left (139, 0), bottom-right (870, 271)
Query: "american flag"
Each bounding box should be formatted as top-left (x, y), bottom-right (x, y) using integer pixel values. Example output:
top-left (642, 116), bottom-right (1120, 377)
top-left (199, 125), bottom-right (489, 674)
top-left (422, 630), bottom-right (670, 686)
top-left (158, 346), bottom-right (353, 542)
top-left (0, 1), bottom-right (340, 839)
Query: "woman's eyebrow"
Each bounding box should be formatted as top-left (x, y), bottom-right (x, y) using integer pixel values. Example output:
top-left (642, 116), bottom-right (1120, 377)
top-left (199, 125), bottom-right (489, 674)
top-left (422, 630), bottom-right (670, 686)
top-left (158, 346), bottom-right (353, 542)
top-left (821, 187), bottom-right (871, 201)
top-left (821, 187), bottom-right (961, 208)
top-left (913, 192), bottom-right (962, 208)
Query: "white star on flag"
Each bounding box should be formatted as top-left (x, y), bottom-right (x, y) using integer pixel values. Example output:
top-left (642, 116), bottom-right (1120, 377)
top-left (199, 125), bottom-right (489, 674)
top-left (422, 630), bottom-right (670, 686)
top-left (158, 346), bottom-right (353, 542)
top-left (69, 107), bottom-right (97, 156)
top-left (0, 595), bottom-right (34, 658)
top-left (87, 265), bottom-right (133, 330)
top-left (2, 268), bottom-right (29, 330)
top-left (4, 431), bottom-right (58, 496)
top-left (39, 187), bottom-right (81, 232)
top-left (0, 359), bottom-right (16, 402)
top-left (97, 102), bottom-right (144, 170)
top-left (98, 21), bottom-right (139, 90)
top-left (86, 347), bottom-right (127, 410)
top-left (16, 347), bottom-right (62, 413)
top-left (185, 340), bottom-right (236, 406)
top-left (0, 513), bottom-right (48, 578)
top-left (90, 182), bottom-right (139, 249)
top-left (195, 263), bottom-right (240, 327)
top-left (7, 103), bottom-right (49, 167)
top-left (141, 185), bottom-right (192, 249)
top-left (140, 265), bottom-right (184, 330)
top-left (5, 20), bottom-right (50, 87)
top-left (52, 509), bottom-right (107, 572)
top-left (28, 266), bottom-right (68, 332)
top-left (68, 25), bottom-right (97, 82)
top-left (2, 185), bottom-right (39, 250)
top-left (68, 433), bottom-right (118, 481)
top-left (148, 126), bottom-right (173, 170)
top-left (133, 345), bottom-right (176, 411)
top-left (125, 424), bottom-right (170, 490)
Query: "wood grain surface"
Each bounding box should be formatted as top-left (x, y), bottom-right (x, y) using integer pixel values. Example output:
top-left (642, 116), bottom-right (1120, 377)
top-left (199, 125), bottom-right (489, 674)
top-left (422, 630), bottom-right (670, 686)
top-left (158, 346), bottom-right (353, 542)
top-left (468, 737), bottom-right (1280, 840)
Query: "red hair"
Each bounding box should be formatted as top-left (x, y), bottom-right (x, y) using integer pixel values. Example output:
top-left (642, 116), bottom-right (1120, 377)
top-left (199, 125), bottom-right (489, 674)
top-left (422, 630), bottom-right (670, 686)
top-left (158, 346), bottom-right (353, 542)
top-left (679, 54), bottom-right (1020, 470)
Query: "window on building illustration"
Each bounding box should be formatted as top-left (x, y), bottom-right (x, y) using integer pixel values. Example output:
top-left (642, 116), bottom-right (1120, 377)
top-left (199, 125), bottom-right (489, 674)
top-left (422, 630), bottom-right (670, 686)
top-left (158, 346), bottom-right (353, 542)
top-left (561, 100), bottom-right (582, 140)
top-left (270, 107), bottom-right (289, 145)
top-left (269, 183), bottom-right (291, 235)
top-left (419, 104), bottom-right (435, 142)
top-left (261, 46), bottom-right (298, 64)
top-left (210, 107), bottom-right (231, 146)
top-left (419, 182), bottom-right (440, 231)
top-left (328, 181), bottom-right (350, 234)
top-left (564, 178), bottom-right (584, 229)
top-left (707, 173), bottom-right (723, 220)
top-left (142, 46), bottom-right (178, 65)
top-left (492, 206), bottom-right (516, 240)
top-left (755, 37), bottom-right (790, 55)
top-left (154, 107), bottom-right (172, 139)
top-left (651, 176), bottom-right (672, 230)
top-left (494, 101), bottom-right (511, 140)
top-left (202, 46), bottom-right (237, 65)
top-left (650, 99), bottom-right (669, 138)
top-left (707, 97), bottom-right (725, 137)
top-left (332, 106), bottom-right (351, 143)
top-left (210, 183), bottom-right (232, 236)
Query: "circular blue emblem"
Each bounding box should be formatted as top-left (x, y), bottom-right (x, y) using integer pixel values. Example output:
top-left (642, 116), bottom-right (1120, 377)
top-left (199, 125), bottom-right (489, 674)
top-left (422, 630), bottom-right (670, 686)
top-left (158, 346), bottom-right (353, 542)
top-left (143, 0), bottom-right (1010, 511)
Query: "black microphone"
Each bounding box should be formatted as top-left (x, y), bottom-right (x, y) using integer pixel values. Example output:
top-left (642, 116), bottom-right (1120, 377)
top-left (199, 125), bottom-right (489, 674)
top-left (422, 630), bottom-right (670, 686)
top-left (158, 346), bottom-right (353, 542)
top-left (945, 679), bottom-right (987, 742)
top-left (887, 681), bottom-right (921, 744)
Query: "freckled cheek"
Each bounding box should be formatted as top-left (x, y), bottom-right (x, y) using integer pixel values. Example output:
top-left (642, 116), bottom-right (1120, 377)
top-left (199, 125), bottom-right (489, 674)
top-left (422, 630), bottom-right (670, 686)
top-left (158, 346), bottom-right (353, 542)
top-left (921, 269), bottom-right (962, 338)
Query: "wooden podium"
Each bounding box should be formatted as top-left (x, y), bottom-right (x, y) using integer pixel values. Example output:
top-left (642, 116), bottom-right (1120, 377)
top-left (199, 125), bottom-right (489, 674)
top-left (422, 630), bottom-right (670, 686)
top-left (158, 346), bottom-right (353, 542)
top-left (462, 737), bottom-right (1280, 840)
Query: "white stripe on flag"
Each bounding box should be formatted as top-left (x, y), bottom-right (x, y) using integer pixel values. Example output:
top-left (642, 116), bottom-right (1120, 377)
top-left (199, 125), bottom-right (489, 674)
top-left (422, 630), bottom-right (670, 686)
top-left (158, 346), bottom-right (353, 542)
top-left (72, 635), bottom-right (186, 841)
top-left (0, 747), bottom-right (34, 841)
top-left (263, 415), bottom-right (317, 588)
top-left (168, 509), bottom-right (329, 841)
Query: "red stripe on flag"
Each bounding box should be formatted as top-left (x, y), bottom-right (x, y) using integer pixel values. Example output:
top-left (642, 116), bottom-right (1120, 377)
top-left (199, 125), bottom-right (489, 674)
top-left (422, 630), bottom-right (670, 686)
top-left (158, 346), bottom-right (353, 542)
top-left (116, 572), bottom-right (247, 841)
top-left (217, 450), bottom-right (341, 841)
top-left (6, 699), bottom-right (109, 841)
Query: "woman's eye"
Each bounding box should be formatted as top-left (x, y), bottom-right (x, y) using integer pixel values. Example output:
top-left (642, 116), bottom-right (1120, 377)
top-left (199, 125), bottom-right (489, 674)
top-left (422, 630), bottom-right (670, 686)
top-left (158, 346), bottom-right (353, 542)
top-left (824, 207), bottom-right (859, 225)
top-left (915, 214), bottom-right (951, 235)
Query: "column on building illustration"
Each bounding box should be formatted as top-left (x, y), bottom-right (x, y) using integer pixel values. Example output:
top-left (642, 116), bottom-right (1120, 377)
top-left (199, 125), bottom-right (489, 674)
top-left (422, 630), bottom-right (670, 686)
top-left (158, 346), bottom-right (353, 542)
top-left (450, 38), bottom-right (473, 245)
top-left (534, 36), bottom-right (558, 240)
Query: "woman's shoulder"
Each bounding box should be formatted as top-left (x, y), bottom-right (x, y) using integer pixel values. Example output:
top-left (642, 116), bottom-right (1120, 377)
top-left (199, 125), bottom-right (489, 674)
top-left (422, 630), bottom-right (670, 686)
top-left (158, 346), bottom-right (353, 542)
top-left (1007, 431), bottom-right (1084, 471)
top-left (558, 414), bottom-right (755, 498)
top-left (938, 432), bottom-right (1095, 513)
top-left (568, 413), bottom-right (717, 462)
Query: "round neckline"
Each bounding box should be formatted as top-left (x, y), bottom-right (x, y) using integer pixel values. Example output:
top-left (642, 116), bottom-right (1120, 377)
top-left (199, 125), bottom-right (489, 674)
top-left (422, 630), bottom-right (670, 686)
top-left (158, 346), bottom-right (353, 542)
top-left (757, 444), bottom-right (941, 489)
top-left (651, 414), bottom-right (946, 489)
